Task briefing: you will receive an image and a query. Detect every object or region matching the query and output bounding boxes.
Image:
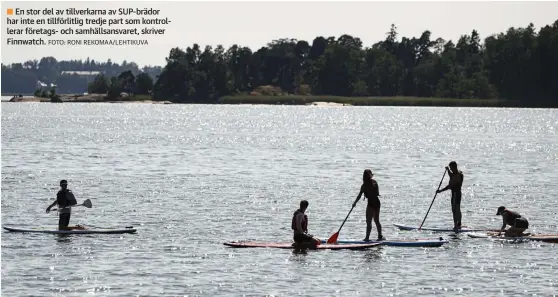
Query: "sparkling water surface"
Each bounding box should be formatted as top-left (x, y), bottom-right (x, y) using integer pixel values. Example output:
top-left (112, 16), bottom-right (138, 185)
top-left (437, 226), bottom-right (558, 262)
top-left (2, 103), bottom-right (557, 296)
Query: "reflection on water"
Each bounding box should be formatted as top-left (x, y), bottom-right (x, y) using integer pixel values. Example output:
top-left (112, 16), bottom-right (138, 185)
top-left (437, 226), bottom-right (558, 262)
top-left (55, 234), bottom-right (74, 244)
top-left (363, 247), bottom-right (384, 262)
top-left (289, 251), bottom-right (309, 261)
top-left (447, 233), bottom-right (465, 241)
top-left (2, 104), bottom-right (557, 296)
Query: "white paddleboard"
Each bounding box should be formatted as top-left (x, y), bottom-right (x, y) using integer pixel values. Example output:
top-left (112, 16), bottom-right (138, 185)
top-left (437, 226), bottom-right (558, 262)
top-left (393, 223), bottom-right (499, 233)
top-left (3, 225), bottom-right (137, 234)
top-left (467, 232), bottom-right (490, 238)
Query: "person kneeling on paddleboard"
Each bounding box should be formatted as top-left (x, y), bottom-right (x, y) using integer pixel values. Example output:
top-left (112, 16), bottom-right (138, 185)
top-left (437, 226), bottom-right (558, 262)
top-left (496, 206), bottom-right (529, 237)
top-left (292, 200), bottom-right (320, 249)
top-left (46, 180), bottom-right (78, 230)
top-left (352, 169), bottom-right (384, 241)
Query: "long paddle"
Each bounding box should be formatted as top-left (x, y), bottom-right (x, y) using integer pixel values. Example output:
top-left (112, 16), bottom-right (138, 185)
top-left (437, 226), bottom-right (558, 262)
top-left (418, 168), bottom-right (447, 230)
top-left (51, 199), bottom-right (92, 211)
top-left (326, 204), bottom-right (356, 244)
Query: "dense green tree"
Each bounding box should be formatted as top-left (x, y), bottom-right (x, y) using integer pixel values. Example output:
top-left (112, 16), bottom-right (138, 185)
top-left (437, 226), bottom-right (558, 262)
top-left (88, 74), bottom-right (110, 94)
top-left (107, 76), bottom-right (121, 99)
top-left (135, 73), bottom-right (154, 95)
top-left (117, 70), bottom-right (136, 94)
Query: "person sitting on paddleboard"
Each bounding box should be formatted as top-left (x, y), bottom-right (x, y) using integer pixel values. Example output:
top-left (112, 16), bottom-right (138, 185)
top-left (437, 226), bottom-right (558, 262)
top-left (292, 200), bottom-right (319, 249)
top-left (352, 169), bottom-right (384, 241)
top-left (496, 206), bottom-right (529, 237)
top-left (436, 161), bottom-right (464, 230)
top-left (46, 180), bottom-right (78, 230)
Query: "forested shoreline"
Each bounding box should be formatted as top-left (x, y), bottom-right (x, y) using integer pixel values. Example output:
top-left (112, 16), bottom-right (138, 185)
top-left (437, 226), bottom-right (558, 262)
top-left (1, 59), bottom-right (162, 95)
top-left (2, 20), bottom-right (557, 107)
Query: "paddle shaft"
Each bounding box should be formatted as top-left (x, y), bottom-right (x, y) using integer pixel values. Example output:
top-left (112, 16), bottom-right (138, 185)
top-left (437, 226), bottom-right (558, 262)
top-left (51, 199), bottom-right (92, 211)
top-left (419, 168), bottom-right (447, 230)
top-left (51, 204), bottom-right (84, 211)
top-left (336, 204), bottom-right (356, 233)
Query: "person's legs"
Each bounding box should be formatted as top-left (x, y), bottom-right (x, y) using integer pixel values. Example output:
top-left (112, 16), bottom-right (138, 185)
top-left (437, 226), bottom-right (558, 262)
top-left (364, 205), bottom-right (373, 241)
top-left (504, 227), bottom-right (526, 237)
top-left (303, 233), bottom-right (318, 249)
top-left (58, 213), bottom-right (71, 230)
top-left (455, 192), bottom-right (462, 228)
top-left (372, 207), bottom-right (383, 240)
top-left (293, 233), bottom-right (318, 250)
top-left (451, 192), bottom-right (462, 229)
top-left (505, 218), bottom-right (528, 236)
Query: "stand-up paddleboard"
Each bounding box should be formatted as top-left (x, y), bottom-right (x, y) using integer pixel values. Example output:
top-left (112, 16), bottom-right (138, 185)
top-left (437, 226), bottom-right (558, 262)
top-left (468, 232), bottom-right (558, 243)
top-left (321, 237), bottom-right (449, 247)
top-left (393, 223), bottom-right (499, 233)
top-left (3, 225), bottom-right (137, 234)
top-left (223, 241), bottom-right (381, 250)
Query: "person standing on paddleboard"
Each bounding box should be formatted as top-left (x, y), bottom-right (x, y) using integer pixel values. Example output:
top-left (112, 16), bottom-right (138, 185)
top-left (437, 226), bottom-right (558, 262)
top-left (352, 169), bottom-right (384, 241)
top-left (436, 161), bottom-right (464, 230)
top-left (292, 200), bottom-right (320, 249)
top-left (496, 206), bottom-right (529, 237)
top-left (46, 180), bottom-right (77, 230)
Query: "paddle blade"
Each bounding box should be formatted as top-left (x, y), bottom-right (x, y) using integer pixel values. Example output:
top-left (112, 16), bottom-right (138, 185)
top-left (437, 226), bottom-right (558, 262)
top-left (82, 199), bottom-right (92, 208)
top-left (327, 232), bottom-right (339, 244)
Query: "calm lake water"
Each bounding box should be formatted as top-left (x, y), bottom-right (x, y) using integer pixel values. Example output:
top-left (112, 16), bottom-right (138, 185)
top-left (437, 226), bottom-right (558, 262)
top-left (2, 102), bottom-right (557, 296)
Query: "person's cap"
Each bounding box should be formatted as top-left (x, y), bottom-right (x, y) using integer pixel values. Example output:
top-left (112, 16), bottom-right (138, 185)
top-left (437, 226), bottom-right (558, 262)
top-left (60, 180), bottom-right (68, 186)
top-left (496, 206), bottom-right (505, 215)
top-left (449, 161), bottom-right (457, 167)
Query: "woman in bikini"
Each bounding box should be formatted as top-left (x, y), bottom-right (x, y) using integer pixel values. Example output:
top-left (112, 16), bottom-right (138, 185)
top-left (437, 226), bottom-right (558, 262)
top-left (353, 169), bottom-right (384, 241)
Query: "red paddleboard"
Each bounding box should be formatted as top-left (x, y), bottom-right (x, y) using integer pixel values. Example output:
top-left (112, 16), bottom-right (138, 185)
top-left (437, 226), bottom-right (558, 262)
top-left (223, 241), bottom-right (381, 250)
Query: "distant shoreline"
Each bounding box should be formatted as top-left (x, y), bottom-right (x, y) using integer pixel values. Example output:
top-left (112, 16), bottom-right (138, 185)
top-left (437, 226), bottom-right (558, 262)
top-left (5, 94), bottom-right (172, 104)
top-left (4, 94), bottom-right (557, 108)
top-left (218, 95), bottom-right (529, 108)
